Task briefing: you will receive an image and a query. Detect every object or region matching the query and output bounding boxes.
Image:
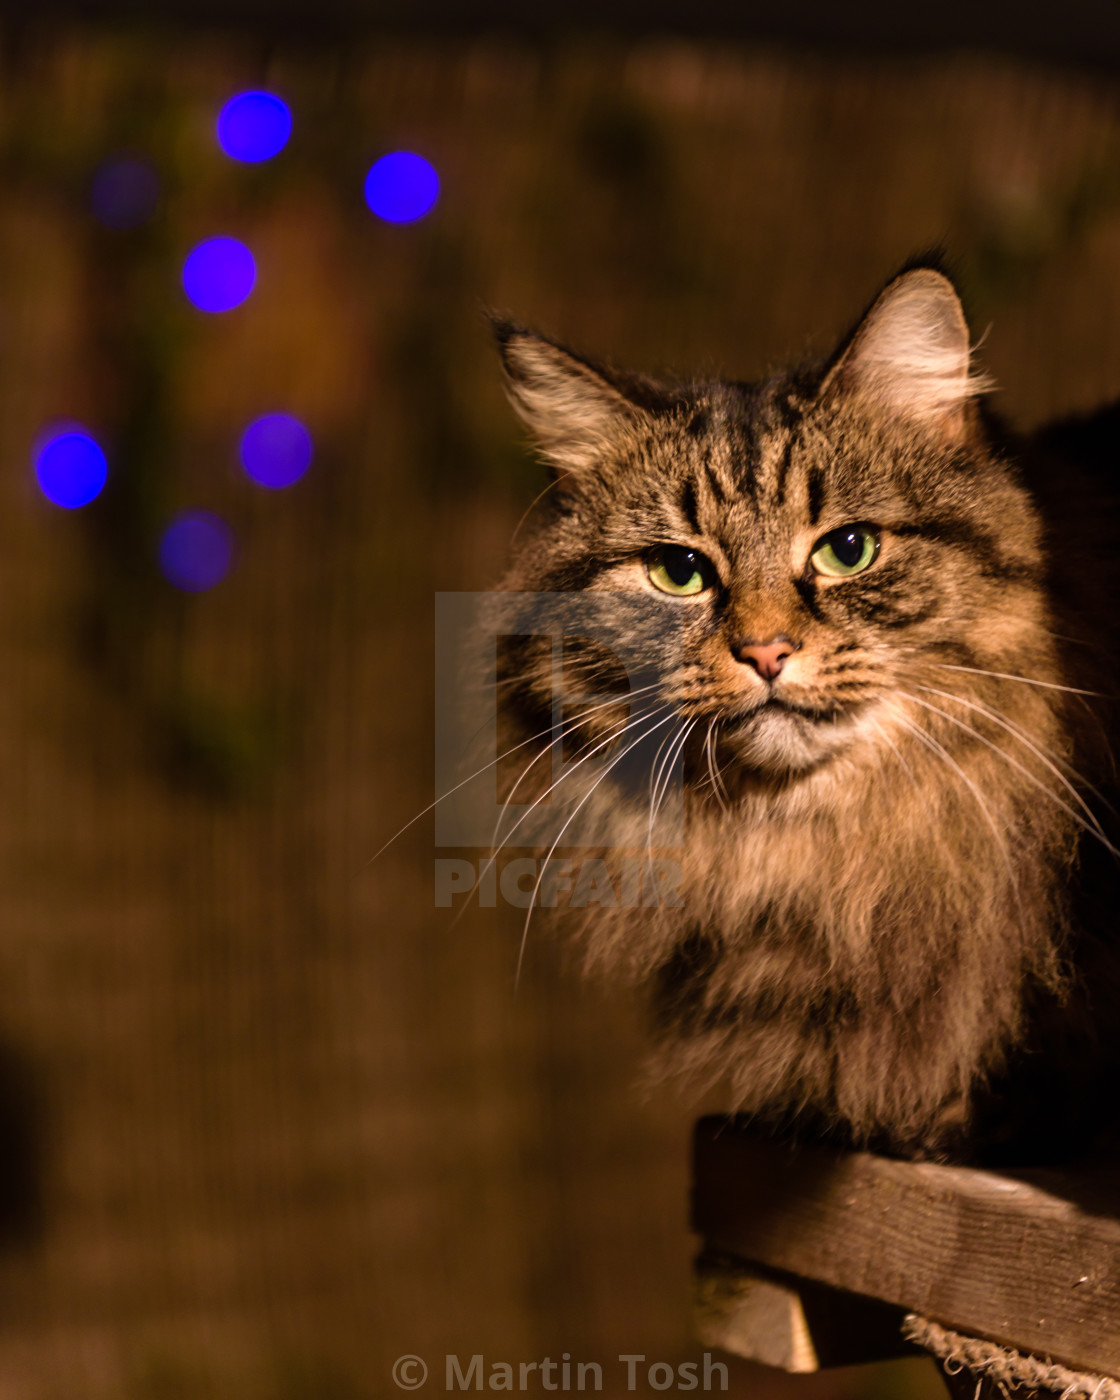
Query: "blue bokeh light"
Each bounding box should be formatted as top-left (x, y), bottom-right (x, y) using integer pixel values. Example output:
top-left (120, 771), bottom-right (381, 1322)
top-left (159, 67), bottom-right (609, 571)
top-left (34, 428), bottom-right (108, 508)
top-left (90, 157), bottom-right (159, 229)
top-left (182, 237), bottom-right (256, 313)
top-left (364, 152), bottom-right (440, 223)
top-left (239, 414), bottom-right (314, 489)
top-left (217, 91), bottom-right (292, 163)
top-left (159, 512), bottom-right (236, 593)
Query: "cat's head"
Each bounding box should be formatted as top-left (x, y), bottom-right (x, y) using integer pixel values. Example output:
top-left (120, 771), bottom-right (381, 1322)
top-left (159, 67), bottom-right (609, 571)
top-left (493, 267), bottom-right (1052, 784)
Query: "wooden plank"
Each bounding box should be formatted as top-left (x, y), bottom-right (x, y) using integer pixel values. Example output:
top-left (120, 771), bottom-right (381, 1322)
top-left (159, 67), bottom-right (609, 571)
top-left (695, 1257), bottom-right (819, 1372)
top-left (694, 1253), bottom-right (917, 1371)
top-left (691, 1119), bottom-right (1120, 1378)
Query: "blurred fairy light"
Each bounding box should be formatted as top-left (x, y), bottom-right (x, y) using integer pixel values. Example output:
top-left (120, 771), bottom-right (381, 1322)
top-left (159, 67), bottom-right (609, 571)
top-left (90, 156), bottom-right (159, 230)
top-left (159, 512), bottom-right (236, 592)
top-left (182, 237), bottom-right (256, 312)
top-left (217, 91), bottom-right (293, 163)
top-left (34, 428), bottom-right (108, 508)
top-left (239, 414), bottom-right (313, 489)
top-left (364, 152), bottom-right (440, 223)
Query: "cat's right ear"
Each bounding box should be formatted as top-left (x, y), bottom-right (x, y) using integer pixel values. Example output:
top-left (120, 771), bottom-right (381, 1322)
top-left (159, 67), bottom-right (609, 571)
top-left (491, 319), bottom-right (645, 478)
top-left (817, 267), bottom-right (992, 440)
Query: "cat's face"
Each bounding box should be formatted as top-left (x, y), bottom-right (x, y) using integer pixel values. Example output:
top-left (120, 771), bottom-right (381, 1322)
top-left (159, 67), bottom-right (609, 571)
top-left (495, 269), bottom-right (1049, 783)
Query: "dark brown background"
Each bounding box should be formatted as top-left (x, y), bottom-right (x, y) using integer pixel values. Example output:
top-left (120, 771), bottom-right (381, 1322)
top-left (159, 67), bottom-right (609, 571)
top-left (0, 17), bottom-right (1117, 1399)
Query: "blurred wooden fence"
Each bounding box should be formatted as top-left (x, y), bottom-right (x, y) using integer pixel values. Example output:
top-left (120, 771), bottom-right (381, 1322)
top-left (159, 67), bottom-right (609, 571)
top-left (0, 29), bottom-right (1117, 1400)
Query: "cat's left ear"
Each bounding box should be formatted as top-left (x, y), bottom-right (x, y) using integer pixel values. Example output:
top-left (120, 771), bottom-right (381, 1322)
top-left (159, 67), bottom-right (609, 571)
top-left (820, 268), bottom-right (992, 439)
top-left (491, 320), bottom-right (650, 477)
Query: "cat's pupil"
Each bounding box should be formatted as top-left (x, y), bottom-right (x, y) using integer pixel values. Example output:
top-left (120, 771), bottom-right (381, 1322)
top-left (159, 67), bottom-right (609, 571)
top-left (827, 527), bottom-right (864, 567)
top-left (661, 547), bottom-right (700, 586)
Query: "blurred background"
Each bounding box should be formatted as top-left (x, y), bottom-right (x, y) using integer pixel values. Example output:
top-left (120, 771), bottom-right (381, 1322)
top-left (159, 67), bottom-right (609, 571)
top-left (0, 3), bottom-right (1118, 1397)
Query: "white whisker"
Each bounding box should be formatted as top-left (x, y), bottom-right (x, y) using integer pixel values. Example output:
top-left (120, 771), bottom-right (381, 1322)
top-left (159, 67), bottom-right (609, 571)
top-left (491, 681), bottom-right (663, 852)
top-left (369, 680), bottom-right (662, 865)
top-left (480, 704), bottom-right (669, 899)
top-left (933, 662), bottom-right (1102, 698)
top-left (704, 717), bottom-right (731, 813)
top-left (892, 711), bottom-right (1025, 936)
top-left (868, 717), bottom-right (919, 788)
top-left (648, 719), bottom-right (697, 852)
top-left (901, 691), bottom-right (1120, 859)
top-left (916, 683), bottom-right (1113, 832)
top-left (508, 475), bottom-right (563, 546)
top-left (514, 708), bottom-right (679, 988)
top-left (646, 719), bottom-right (690, 856)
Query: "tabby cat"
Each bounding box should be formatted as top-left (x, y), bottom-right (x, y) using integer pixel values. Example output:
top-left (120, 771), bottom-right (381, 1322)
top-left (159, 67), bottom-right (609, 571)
top-left (488, 264), bottom-right (1120, 1163)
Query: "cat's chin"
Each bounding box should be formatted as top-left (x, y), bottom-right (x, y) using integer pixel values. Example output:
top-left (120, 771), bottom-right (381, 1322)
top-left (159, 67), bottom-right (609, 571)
top-left (721, 702), bottom-right (862, 777)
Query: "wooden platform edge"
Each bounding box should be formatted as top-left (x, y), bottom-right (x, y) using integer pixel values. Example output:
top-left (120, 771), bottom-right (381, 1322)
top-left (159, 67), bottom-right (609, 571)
top-left (690, 1118), bottom-right (1120, 1379)
top-left (694, 1251), bottom-right (919, 1372)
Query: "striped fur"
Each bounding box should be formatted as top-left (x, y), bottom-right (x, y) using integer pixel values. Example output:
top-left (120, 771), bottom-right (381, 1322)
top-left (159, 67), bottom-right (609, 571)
top-left (491, 267), bottom-right (1120, 1162)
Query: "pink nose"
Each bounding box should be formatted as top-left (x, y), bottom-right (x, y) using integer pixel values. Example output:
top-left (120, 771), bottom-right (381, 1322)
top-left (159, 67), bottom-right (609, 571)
top-left (732, 636), bottom-right (799, 681)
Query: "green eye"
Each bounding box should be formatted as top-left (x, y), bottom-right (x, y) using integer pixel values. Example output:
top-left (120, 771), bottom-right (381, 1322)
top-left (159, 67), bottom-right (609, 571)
top-left (646, 545), bottom-right (714, 598)
top-left (810, 524), bottom-right (880, 578)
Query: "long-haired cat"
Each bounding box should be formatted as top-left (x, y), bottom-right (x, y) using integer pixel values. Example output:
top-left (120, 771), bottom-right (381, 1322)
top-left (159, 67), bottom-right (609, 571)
top-left (487, 263), bottom-right (1120, 1163)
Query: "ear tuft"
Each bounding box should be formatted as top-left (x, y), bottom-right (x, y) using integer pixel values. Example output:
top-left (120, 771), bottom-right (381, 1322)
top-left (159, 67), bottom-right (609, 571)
top-left (824, 268), bottom-right (993, 434)
top-left (490, 318), bottom-right (643, 475)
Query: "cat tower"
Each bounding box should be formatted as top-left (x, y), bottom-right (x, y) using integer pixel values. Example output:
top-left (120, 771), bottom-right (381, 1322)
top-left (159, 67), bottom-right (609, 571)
top-left (691, 1120), bottom-right (1120, 1399)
